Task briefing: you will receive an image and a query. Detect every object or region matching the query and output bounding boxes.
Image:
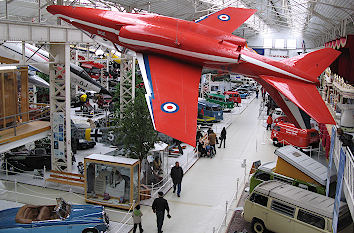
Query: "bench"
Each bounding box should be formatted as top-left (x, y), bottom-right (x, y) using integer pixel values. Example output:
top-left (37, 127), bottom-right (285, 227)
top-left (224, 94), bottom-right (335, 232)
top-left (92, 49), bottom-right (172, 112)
top-left (46, 170), bottom-right (85, 187)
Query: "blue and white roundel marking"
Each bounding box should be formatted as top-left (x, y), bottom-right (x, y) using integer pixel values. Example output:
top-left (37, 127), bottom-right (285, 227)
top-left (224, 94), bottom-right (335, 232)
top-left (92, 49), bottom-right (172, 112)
top-left (161, 102), bottom-right (179, 113)
top-left (218, 14), bottom-right (230, 21)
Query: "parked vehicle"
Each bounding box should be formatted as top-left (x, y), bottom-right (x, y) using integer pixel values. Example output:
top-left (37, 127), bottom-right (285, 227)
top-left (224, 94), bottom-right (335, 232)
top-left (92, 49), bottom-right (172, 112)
top-left (273, 146), bottom-right (337, 197)
top-left (249, 161), bottom-right (326, 195)
top-left (197, 115), bottom-right (215, 126)
top-left (234, 88), bottom-right (249, 99)
top-left (272, 115), bottom-right (289, 127)
top-left (272, 107), bottom-right (285, 120)
top-left (206, 93), bottom-right (234, 111)
top-left (223, 91), bottom-right (241, 105)
top-left (271, 122), bottom-right (320, 148)
top-left (243, 180), bottom-right (353, 233)
top-left (239, 84), bottom-right (257, 92)
top-left (0, 197), bottom-right (109, 233)
top-left (198, 99), bottom-right (223, 122)
top-left (2, 148), bottom-right (51, 173)
top-left (81, 61), bottom-right (105, 80)
top-left (77, 139), bottom-right (96, 150)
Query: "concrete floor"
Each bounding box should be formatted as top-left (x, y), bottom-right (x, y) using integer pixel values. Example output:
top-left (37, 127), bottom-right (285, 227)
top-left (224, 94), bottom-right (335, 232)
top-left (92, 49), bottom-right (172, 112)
top-left (0, 96), bottom-right (278, 233)
top-left (138, 97), bottom-right (277, 233)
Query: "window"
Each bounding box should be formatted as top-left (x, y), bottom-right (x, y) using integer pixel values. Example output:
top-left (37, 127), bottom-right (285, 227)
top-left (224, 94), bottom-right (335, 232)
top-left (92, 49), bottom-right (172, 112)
top-left (255, 171), bottom-right (271, 181)
top-left (250, 193), bottom-right (268, 207)
top-left (273, 126), bottom-right (281, 131)
top-left (297, 209), bottom-right (325, 229)
top-left (274, 39), bottom-right (285, 49)
top-left (307, 185), bottom-right (317, 193)
top-left (297, 183), bottom-right (309, 190)
top-left (287, 39), bottom-right (297, 49)
top-left (264, 38), bottom-right (272, 48)
top-left (271, 201), bottom-right (295, 217)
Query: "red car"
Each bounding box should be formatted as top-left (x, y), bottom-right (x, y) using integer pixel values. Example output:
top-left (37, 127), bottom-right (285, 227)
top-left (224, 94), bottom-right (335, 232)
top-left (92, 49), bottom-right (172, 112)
top-left (224, 91), bottom-right (241, 105)
top-left (271, 122), bottom-right (320, 148)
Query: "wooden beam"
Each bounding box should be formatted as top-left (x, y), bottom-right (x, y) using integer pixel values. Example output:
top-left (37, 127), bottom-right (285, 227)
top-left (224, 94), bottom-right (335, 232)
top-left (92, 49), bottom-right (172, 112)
top-left (20, 67), bottom-right (29, 122)
top-left (0, 56), bottom-right (19, 64)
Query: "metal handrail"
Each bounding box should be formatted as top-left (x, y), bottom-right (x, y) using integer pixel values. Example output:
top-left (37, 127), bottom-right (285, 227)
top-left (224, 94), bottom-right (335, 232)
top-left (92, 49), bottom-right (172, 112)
top-left (0, 106), bottom-right (50, 136)
top-left (0, 105), bottom-right (49, 121)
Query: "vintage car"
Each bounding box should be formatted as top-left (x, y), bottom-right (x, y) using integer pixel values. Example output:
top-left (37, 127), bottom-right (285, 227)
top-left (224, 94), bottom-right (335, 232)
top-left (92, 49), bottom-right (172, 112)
top-left (0, 198), bottom-right (109, 233)
top-left (271, 122), bottom-right (320, 148)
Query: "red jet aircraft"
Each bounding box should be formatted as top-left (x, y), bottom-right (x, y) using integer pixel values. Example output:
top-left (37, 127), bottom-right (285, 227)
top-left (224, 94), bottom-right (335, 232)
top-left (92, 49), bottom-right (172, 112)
top-left (47, 6), bottom-right (340, 146)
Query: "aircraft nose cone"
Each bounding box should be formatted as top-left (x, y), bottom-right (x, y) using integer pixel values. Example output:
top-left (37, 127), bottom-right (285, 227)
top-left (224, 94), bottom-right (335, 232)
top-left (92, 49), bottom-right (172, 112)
top-left (47, 5), bottom-right (70, 15)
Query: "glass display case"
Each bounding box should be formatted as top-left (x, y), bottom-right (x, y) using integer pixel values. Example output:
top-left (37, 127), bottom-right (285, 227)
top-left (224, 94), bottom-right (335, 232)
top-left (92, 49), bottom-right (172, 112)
top-left (84, 154), bottom-right (140, 209)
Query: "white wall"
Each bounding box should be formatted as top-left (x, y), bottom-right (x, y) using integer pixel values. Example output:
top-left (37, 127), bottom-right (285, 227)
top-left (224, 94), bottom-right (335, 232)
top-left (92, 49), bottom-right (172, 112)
top-left (245, 29), bottom-right (316, 59)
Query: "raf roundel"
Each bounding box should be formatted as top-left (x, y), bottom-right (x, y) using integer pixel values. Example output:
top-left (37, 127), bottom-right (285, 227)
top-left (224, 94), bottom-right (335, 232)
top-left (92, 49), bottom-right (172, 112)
top-left (161, 102), bottom-right (179, 113)
top-left (218, 14), bottom-right (231, 21)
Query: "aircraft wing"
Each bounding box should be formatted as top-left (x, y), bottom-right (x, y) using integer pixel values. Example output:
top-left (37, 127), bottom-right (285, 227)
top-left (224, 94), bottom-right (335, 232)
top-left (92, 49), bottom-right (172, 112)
top-left (137, 53), bottom-right (202, 146)
top-left (260, 75), bottom-right (335, 125)
top-left (196, 7), bottom-right (256, 33)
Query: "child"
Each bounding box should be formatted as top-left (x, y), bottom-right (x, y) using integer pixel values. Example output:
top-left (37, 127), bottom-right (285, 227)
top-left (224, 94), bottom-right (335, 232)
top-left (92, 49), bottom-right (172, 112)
top-left (132, 205), bottom-right (144, 233)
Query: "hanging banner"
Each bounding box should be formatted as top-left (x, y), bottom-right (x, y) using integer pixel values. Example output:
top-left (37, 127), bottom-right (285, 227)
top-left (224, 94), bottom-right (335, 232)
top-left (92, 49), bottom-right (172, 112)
top-left (326, 126), bottom-right (336, 196)
top-left (332, 148), bottom-right (346, 233)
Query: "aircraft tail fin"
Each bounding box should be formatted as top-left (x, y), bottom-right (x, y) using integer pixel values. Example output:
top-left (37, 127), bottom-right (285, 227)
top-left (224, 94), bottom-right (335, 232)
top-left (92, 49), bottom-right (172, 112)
top-left (196, 7), bottom-right (256, 33)
top-left (281, 48), bottom-right (341, 83)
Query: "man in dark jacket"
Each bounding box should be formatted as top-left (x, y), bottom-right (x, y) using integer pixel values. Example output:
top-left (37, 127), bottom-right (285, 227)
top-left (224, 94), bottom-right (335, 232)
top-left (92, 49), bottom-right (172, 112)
top-left (152, 191), bottom-right (170, 233)
top-left (170, 162), bottom-right (184, 197)
top-left (218, 127), bottom-right (227, 148)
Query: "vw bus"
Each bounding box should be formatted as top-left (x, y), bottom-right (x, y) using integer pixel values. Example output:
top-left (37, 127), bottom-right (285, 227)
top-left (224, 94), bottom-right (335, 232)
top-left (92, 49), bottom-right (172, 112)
top-left (243, 180), bottom-right (353, 233)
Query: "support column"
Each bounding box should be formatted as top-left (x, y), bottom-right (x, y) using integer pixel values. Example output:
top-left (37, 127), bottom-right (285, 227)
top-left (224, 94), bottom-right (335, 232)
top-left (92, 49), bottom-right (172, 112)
top-left (49, 43), bottom-right (72, 172)
top-left (119, 55), bottom-right (136, 118)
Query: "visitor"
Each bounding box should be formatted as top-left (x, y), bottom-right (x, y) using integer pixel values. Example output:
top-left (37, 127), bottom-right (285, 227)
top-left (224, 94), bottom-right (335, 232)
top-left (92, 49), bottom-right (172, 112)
top-left (219, 127), bottom-right (227, 148)
top-left (170, 162), bottom-right (184, 197)
top-left (152, 191), bottom-right (171, 233)
top-left (208, 130), bottom-right (217, 154)
top-left (266, 114), bottom-right (273, 130)
top-left (132, 204), bottom-right (144, 233)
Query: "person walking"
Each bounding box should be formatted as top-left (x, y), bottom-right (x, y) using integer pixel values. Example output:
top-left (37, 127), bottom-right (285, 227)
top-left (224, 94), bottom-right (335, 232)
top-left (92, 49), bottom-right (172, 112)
top-left (218, 127), bottom-right (227, 148)
top-left (266, 114), bottom-right (273, 130)
top-left (208, 130), bottom-right (217, 155)
top-left (132, 204), bottom-right (144, 233)
top-left (152, 191), bottom-right (171, 233)
top-left (170, 162), bottom-right (184, 197)
top-left (256, 88), bottom-right (259, 98)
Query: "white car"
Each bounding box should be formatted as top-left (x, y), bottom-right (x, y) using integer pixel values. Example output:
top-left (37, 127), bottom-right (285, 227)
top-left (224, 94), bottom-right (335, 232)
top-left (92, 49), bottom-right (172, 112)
top-left (272, 108), bottom-right (285, 120)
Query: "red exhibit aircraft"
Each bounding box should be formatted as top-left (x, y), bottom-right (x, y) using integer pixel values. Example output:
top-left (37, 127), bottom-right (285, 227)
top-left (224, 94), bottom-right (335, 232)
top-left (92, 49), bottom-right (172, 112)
top-left (47, 6), bottom-right (340, 146)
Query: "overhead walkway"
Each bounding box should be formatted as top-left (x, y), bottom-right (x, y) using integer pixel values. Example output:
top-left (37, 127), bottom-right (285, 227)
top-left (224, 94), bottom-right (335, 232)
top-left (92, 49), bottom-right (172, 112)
top-left (0, 121), bottom-right (50, 153)
top-left (0, 19), bottom-right (93, 43)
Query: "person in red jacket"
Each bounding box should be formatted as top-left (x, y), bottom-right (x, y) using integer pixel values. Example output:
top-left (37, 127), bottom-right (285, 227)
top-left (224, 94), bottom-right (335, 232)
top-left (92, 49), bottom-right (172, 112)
top-left (266, 114), bottom-right (273, 130)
